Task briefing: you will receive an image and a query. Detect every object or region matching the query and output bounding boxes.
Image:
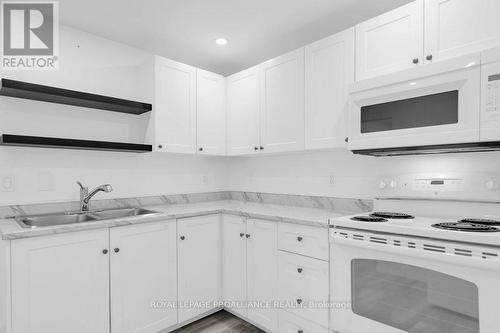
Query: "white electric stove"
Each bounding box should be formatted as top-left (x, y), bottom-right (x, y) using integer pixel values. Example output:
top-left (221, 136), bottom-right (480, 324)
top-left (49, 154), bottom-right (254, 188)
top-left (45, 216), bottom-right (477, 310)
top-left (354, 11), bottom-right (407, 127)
top-left (329, 198), bottom-right (500, 333)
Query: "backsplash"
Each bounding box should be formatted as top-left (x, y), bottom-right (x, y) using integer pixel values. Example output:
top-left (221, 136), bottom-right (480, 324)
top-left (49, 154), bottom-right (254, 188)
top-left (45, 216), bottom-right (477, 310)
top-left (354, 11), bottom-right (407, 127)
top-left (229, 191), bottom-right (372, 213)
top-left (0, 191), bottom-right (372, 218)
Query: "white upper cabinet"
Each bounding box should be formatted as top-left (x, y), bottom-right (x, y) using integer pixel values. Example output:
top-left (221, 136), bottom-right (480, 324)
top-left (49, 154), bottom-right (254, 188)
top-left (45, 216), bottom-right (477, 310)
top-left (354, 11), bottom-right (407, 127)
top-left (227, 66), bottom-right (262, 155)
top-left (355, 0), bottom-right (424, 80)
top-left (305, 28), bottom-right (354, 149)
top-left (196, 69), bottom-right (226, 155)
top-left (260, 48), bottom-right (305, 153)
top-left (154, 56), bottom-right (197, 154)
top-left (424, 0), bottom-right (500, 63)
top-left (110, 221), bottom-right (178, 333)
top-left (11, 230), bottom-right (110, 333)
top-left (177, 215), bottom-right (221, 323)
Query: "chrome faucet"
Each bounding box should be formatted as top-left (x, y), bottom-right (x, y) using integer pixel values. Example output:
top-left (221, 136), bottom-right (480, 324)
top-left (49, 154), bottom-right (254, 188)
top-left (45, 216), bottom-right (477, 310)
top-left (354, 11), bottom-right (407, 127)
top-left (76, 181), bottom-right (113, 212)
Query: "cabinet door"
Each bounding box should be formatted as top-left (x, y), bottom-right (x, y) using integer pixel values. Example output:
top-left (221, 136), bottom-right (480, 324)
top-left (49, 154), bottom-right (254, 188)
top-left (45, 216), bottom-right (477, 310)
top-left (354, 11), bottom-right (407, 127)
top-left (260, 48), bottom-right (305, 153)
top-left (11, 230), bottom-right (109, 333)
top-left (154, 56), bottom-right (196, 154)
top-left (222, 215), bottom-right (247, 318)
top-left (178, 215), bottom-right (221, 323)
top-left (110, 221), bottom-right (178, 333)
top-left (305, 28), bottom-right (354, 149)
top-left (227, 66), bottom-right (261, 155)
top-left (355, 0), bottom-right (424, 80)
top-left (196, 69), bottom-right (226, 155)
top-left (424, 0), bottom-right (500, 63)
top-left (246, 219), bottom-right (278, 332)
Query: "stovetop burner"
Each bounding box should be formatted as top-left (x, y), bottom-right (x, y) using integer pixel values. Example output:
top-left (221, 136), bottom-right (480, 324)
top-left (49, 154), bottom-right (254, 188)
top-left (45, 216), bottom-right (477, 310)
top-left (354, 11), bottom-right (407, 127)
top-left (432, 222), bottom-right (500, 232)
top-left (370, 212), bottom-right (415, 219)
top-left (459, 218), bottom-right (500, 225)
top-left (351, 216), bottom-right (388, 223)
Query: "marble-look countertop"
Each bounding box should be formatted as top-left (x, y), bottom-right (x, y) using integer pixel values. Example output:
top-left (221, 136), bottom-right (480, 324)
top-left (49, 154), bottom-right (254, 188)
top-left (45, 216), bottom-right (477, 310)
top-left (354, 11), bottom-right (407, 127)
top-left (0, 200), bottom-right (347, 240)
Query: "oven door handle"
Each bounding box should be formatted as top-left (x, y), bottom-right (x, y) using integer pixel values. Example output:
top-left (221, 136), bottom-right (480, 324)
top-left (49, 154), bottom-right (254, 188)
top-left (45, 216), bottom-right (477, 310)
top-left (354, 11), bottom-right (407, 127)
top-left (333, 236), bottom-right (500, 272)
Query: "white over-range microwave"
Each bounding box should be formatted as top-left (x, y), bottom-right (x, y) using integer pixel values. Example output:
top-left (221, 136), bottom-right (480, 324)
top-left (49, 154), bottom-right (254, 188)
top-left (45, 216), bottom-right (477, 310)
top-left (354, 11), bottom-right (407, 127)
top-left (348, 48), bottom-right (500, 156)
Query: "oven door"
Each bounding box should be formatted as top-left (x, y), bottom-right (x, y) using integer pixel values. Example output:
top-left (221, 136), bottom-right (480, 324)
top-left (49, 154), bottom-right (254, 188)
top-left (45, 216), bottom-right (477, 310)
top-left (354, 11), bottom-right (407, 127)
top-left (348, 57), bottom-right (480, 150)
top-left (330, 229), bottom-right (500, 333)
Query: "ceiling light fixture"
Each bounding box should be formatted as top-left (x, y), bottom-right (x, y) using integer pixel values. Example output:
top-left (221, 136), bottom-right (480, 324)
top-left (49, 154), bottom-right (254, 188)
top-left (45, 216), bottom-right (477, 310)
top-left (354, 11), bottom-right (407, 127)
top-left (215, 38), bottom-right (228, 46)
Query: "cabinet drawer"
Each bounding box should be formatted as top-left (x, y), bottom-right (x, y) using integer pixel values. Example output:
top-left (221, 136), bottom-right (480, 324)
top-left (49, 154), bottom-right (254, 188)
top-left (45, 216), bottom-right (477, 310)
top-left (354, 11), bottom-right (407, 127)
top-left (278, 310), bottom-right (328, 333)
top-left (278, 251), bottom-right (329, 327)
top-left (278, 223), bottom-right (328, 260)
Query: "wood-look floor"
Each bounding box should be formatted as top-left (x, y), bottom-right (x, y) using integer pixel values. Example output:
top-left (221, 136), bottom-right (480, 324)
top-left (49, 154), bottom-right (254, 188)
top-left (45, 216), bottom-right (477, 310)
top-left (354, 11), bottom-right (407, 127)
top-left (172, 310), bottom-right (265, 333)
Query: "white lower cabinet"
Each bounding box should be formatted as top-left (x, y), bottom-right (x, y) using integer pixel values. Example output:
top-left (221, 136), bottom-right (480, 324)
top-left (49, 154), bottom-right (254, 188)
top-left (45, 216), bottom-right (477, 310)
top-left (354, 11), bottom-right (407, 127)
top-left (278, 310), bottom-right (328, 333)
top-left (222, 215), bottom-right (247, 318)
top-left (177, 214), bottom-right (222, 323)
top-left (246, 218), bottom-right (279, 332)
top-left (110, 221), bottom-right (178, 333)
top-left (278, 223), bottom-right (329, 261)
top-left (277, 251), bottom-right (329, 328)
top-left (11, 230), bottom-right (110, 333)
top-left (222, 215), bottom-right (279, 332)
top-left (9, 215), bottom-right (329, 333)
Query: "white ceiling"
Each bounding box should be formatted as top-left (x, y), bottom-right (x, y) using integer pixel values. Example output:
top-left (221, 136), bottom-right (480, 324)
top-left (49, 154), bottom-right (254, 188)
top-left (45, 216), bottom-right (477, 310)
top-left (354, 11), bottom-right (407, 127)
top-left (60, 0), bottom-right (414, 76)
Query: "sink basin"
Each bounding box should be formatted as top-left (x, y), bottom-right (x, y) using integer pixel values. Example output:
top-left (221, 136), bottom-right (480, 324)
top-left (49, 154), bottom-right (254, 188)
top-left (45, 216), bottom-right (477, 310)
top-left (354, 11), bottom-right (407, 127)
top-left (16, 213), bottom-right (97, 229)
top-left (91, 208), bottom-right (160, 220)
top-left (14, 208), bottom-right (161, 229)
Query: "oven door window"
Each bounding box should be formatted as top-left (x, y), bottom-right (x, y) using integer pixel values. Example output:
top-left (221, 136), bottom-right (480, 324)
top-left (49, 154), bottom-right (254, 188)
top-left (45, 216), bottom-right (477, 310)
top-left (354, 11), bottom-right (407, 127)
top-left (351, 259), bottom-right (479, 333)
top-left (361, 90), bottom-right (459, 133)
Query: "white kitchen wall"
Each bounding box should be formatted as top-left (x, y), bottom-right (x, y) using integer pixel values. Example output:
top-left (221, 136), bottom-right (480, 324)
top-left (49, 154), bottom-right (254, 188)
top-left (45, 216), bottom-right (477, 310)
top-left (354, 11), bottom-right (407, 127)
top-left (226, 149), bottom-right (500, 201)
top-left (2, 22), bottom-right (500, 206)
top-left (0, 24), bottom-right (228, 205)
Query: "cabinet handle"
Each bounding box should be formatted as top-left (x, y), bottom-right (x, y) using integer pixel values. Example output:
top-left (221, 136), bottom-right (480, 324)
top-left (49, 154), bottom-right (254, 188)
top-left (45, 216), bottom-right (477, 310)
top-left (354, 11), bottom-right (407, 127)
top-left (114, 248), bottom-right (120, 253)
top-left (180, 235), bottom-right (185, 241)
top-left (297, 267), bottom-right (303, 273)
top-left (344, 137), bottom-right (349, 143)
top-left (246, 234), bottom-right (251, 239)
top-left (158, 144), bottom-right (163, 149)
top-left (254, 147), bottom-right (259, 151)
top-left (412, 58), bottom-right (419, 64)
top-left (296, 298), bottom-right (303, 305)
top-left (298, 330), bottom-right (304, 333)
top-left (102, 249), bottom-right (108, 255)
top-left (198, 147), bottom-right (203, 152)
top-left (297, 236), bottom-right (303, 242)
top-left (259, 146), bottom-right (264, 150)
top-left (240, 232), bottom-right (245, 237)
top-left (426, 54), bottom-right (433, 61)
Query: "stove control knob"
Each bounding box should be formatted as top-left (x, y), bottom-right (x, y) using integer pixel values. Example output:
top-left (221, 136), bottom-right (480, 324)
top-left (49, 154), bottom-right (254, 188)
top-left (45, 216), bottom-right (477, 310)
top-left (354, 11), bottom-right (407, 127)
top-left (378, 180), bottom-right (387, 189)
top-left (486, 179), bottom-right (500, 191)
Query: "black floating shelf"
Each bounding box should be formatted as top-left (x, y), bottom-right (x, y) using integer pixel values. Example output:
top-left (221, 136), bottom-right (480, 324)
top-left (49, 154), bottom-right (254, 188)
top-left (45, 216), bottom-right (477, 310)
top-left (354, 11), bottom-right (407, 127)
top-left (0, 134), bottom-right (152, 153)
top-left (0, 79), bottom-right (152, 115)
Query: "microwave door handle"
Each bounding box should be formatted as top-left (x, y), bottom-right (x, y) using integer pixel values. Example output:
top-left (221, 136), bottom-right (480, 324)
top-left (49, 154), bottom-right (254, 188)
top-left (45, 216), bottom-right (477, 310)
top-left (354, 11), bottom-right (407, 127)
top-left (333, 236), bottom-right (500, 272)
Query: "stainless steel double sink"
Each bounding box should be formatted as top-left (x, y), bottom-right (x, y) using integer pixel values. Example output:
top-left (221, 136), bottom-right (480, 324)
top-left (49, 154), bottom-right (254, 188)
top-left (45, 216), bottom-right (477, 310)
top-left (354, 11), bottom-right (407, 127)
top-left (14, 208), bottom-right (161, 229)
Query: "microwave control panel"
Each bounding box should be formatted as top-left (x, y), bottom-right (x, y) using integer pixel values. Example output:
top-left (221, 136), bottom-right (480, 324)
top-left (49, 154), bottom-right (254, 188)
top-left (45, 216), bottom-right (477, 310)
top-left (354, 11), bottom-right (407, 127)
top-left (481, 62), bottom-right (500, 141)
top-left (486, 73), bottom-right (500, 117)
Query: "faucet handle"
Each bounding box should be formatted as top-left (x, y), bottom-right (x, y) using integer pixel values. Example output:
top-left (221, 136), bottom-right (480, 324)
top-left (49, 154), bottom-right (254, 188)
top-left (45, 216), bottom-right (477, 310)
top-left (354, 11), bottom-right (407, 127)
top-left (76, 181), bottom-right (86, 190)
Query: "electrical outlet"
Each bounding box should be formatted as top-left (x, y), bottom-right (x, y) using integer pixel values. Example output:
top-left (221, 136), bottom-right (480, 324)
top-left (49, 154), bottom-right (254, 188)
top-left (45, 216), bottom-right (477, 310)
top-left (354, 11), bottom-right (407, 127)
top-left (1, 175), bottom-right (15, 192)
top-left (329, 173), bottom-right (335, 186)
